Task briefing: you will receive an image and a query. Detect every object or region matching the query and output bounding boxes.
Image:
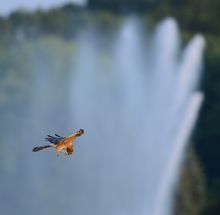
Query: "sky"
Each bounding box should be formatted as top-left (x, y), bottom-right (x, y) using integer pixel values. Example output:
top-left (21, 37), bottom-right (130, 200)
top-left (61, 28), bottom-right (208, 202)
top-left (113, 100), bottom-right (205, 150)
top-left (0, 0), bottom-right (87, 16)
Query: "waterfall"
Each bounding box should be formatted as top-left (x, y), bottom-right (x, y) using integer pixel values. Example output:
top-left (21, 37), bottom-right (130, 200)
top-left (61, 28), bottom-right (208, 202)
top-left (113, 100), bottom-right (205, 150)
top-left (70, 17), bottom-right (205, 215)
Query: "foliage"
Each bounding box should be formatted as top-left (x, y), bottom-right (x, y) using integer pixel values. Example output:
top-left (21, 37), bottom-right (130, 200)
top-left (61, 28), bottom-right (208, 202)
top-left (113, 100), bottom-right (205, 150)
top-left (88, 0), bottom-right (220, 34)
top-left (88, 0), bottom-right (159, 12)
top-left (174, 146), bottom-right (206, 215)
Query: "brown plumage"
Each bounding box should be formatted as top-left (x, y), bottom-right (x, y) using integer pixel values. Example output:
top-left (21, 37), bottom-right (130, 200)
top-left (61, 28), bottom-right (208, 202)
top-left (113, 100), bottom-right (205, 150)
top-left (32, 129), bottom-right (84, 156)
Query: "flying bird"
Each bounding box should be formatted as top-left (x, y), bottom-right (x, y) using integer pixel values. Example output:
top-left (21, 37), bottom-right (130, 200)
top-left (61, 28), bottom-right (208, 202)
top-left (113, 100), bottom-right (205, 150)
top-left (32, 129), bottom-right (84, 156)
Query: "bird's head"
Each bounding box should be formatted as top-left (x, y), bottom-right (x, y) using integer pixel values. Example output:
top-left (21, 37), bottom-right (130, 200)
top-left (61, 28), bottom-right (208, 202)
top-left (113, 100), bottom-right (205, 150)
top-left (77, 129), bottom-right (84, 136)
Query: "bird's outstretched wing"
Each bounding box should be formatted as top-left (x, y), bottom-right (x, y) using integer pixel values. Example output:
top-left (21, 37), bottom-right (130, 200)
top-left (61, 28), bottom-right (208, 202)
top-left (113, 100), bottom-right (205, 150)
top-left (45, 134), bottom-right (65, 144)
top-left (63, 129), bottom-right (84, 143)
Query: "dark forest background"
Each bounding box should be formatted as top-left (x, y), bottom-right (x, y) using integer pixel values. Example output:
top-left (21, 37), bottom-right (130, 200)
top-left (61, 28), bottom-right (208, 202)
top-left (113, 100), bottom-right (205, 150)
top-left (0, 0), bottom-right (220, 214)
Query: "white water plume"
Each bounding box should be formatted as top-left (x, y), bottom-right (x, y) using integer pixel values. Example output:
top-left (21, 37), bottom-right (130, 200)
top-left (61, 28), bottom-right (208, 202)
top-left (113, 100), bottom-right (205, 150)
top-left (0, 16), bottom-right (205, 215)
top-left (69, 17), bottom-right (205, 215)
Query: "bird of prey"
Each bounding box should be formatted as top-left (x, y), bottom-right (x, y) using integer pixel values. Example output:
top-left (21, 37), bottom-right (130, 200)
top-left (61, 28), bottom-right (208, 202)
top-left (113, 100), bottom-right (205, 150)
top-left (32, 129), bottom-right (84, 156)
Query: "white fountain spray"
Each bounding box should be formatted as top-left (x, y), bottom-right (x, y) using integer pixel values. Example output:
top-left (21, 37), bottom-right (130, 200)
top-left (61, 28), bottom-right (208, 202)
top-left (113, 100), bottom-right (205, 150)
top-left (70, 17), bottom-right (205, 215)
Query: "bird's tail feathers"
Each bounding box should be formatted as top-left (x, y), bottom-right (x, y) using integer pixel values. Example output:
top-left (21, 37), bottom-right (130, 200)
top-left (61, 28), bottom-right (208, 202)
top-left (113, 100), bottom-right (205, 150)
top-left (32, 144), bottom-right (53, 152)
